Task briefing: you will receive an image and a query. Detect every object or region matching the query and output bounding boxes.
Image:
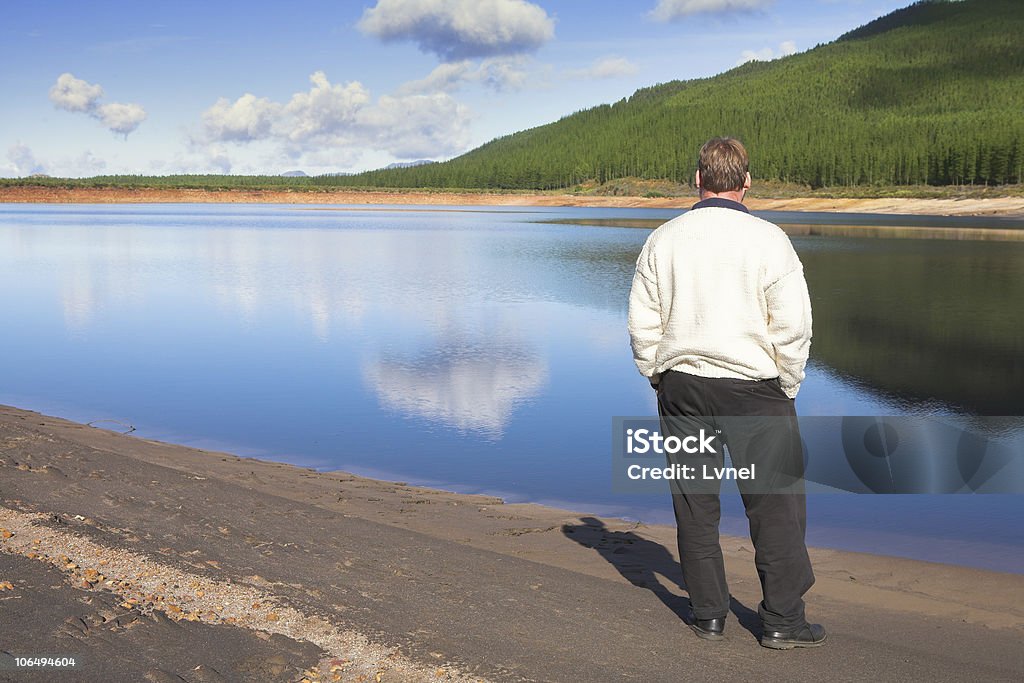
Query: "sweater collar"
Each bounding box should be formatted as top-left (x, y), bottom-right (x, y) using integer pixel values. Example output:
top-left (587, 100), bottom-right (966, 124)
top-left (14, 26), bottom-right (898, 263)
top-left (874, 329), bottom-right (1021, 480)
top-left (691, 197), bottom-right (750, 213)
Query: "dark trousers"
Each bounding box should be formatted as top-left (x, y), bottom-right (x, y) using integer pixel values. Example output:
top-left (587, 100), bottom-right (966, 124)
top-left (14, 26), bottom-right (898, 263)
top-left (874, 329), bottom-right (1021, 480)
top-left (657, 370), bottom-right (815, 631)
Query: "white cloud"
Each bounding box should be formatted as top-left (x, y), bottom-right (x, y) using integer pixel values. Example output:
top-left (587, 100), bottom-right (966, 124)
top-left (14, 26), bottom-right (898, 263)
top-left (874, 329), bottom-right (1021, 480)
top-left (49, 73), bottom-right (104, 112)
top-left (358, 0), bottom-right (555, 61)
top-left (68, 150), bottom-right (107, 176)
top-left (283, 146), bottom-right (365, 171)
top-left (479, 56), bottom-right (530, 90)
top-left (652, 0), bottom-right (773, 21)
top-left (176, 147), bottom-right (248, 175)
top-left (282, 71), bottom-right (371, 143)
top-left (6, 142), bottom-right (46, 176)
top-left (737, 40), bottom-right (798, 65)
top-left (95, 102), bottom-right (148, 136)
top-left (146, 149), bottom-right (234, 176)
top-left (202, 145), bottom-right (233, 174)
top-left (48, 73), bottom-right (147, 137)
top-left (358, 92), bottom-right (472, 158)
top-left (198, 71), bottom-right (472, 166)
top-left (2, 145), bottom-right (109, 178)
top-left (400, 57), bottom-right (530, 94)
top-left (202, 93), bottom-right (281, 142)
top-left (565, 56), bottom-right (638, 80)
top-left (400, 61), bottom-right (476, 93)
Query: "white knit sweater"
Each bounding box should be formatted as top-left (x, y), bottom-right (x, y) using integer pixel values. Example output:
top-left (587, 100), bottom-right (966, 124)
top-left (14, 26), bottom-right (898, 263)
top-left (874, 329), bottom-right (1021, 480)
top-left (628, 204), bottom-right (812, 398)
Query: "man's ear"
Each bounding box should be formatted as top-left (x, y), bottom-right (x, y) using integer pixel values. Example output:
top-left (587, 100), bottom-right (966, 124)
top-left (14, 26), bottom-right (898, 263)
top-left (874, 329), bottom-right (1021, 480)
top-left (743, 172), bottom-right (751, 190)
top-left (694, 170), bottom-right (702, 189)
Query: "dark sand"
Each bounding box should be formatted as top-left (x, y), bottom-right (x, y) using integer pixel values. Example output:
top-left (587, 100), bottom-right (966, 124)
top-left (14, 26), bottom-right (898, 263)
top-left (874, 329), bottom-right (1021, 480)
top-left (1, 405), bottom-right (1022, 681)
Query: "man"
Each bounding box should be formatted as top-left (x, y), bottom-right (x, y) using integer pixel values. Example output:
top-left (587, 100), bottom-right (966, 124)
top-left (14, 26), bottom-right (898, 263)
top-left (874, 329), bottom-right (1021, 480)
top-left (627, 137), bottom-right (825, 649)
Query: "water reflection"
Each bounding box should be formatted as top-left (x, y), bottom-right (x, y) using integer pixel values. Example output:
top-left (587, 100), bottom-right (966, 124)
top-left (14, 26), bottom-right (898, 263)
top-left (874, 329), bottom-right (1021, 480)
top-left (61, 264), bottom-right (97, 332)
top-left (364, 342), bottom-right (546, 435)
top-left (798, 238), bottom-right (1024, 415)
top-left (3, 204), bottom-right (1022, 422)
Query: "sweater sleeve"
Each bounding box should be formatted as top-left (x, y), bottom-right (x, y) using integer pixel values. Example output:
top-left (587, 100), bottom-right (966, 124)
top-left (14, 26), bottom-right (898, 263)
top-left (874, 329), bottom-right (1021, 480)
top-left (764, 263), bottom-right (813, 398)
top-left (627, 243), bottom-right (663, 379)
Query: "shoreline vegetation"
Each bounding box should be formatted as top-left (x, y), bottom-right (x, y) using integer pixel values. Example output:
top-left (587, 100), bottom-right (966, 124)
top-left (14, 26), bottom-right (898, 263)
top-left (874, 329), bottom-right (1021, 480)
top-left (3, 183), bottom-right (1024, 218)
top-left (1, 404), bottom-right (1023, 680)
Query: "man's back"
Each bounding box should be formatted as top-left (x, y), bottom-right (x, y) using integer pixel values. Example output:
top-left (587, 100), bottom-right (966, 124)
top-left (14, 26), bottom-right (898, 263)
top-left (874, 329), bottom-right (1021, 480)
top-left (628, 200), bottom-right (812, 397)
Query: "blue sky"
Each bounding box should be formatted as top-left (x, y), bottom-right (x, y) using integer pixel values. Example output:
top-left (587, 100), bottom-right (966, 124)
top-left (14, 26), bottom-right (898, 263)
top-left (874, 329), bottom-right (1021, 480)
top-left (1, 0), bottom-right (912, 177)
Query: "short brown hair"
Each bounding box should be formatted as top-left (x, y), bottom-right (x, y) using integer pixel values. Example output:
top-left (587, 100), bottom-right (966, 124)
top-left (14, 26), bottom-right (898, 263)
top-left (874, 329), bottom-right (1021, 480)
top-left (697, 137), bottom-right (749, 193)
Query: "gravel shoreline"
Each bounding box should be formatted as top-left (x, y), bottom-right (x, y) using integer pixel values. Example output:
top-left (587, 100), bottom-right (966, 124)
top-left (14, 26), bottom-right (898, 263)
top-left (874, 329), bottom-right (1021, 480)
top-left (0, 507), bottom-right (479, 683)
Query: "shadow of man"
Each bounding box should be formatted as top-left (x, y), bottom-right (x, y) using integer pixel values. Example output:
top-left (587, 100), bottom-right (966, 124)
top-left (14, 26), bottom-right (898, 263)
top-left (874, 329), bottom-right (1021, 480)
top-left (562, 516), bottom-right (760, 638)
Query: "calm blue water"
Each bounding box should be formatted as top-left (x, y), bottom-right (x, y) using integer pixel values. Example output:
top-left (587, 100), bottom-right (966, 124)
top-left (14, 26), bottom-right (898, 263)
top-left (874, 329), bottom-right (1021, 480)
top-left (0, 203), bottom-right (1021, 573)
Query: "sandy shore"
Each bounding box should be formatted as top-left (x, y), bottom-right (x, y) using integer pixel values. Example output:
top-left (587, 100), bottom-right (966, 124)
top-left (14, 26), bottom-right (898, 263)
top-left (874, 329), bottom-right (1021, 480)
top-left (1, 404), bottom-right (1022, 681)
top-left (2, 186), bottom-right (1024, 217)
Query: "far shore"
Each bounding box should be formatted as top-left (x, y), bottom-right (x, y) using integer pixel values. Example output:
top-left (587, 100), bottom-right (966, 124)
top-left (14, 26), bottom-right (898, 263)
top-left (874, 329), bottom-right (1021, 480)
top-left (2, 403), bottom-right (1023, 681)
top-left (3, 185), bottom-right (1024, 217)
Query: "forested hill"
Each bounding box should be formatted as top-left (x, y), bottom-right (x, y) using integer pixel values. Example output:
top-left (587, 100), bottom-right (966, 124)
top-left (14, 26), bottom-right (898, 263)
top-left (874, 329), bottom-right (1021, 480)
top-left (330, 0), bottom-right (1024, 190)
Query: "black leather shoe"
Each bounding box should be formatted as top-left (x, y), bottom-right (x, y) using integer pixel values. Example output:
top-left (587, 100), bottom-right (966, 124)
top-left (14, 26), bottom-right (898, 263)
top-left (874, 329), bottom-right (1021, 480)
top-left (760, 623), bottom-right (827, 649)
top-left (688, 614), bottom-right (725, 641)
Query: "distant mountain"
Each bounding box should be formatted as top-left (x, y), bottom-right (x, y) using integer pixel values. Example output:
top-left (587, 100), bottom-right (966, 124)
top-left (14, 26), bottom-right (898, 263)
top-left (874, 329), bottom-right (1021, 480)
top-left (323, 0), bottom-right (1022, 190)
top-left (384, 160), bottom-right (435, 170)
top-left (281, 170), bottom-right (307, 177)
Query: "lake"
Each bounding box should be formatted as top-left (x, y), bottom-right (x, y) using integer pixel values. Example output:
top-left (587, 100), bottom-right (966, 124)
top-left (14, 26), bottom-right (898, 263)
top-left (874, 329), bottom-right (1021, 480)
top-left (1, 203), bottom-right (1022, 573)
